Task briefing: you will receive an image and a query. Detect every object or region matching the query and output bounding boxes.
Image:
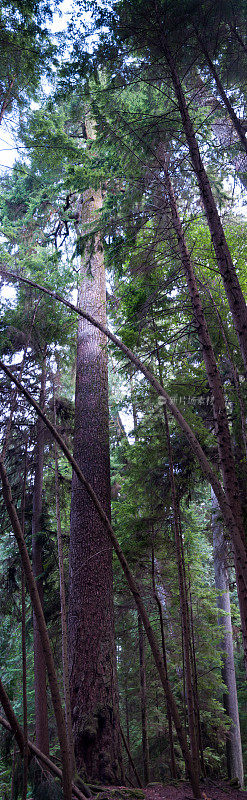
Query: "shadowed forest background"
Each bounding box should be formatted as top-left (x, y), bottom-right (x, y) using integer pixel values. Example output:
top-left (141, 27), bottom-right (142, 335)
top-left (0, 1), bottom-right (247, 799)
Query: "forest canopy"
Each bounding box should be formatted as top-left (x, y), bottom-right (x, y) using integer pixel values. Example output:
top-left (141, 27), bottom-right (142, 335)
top-left (0, 2), bottom-right (247, 800)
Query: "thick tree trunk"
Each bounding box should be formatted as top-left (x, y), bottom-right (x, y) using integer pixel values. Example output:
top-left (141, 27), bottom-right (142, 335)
top-left (0, 362), bottom-right (201, 798)
top-left (68, 187), bottom-right (121, 783)
top-left (137, 614), bottom-right (150, 784)
top-left (3, 271), bottom-right (247, 569)
top-left (31, 354), bottom-right (49, 757)
top-left (212, 491), bottom-right (244, 787)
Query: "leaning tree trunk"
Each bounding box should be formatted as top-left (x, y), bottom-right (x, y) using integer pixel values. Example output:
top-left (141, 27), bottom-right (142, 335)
top-left (212, 491), bottom-right (244, 787)
top-left (162, 168), bottom-right (247, 673)
top-left (68, 187), bottom-right (121, 784)
top-left (31, 353), bottom-right (49, 757)
top-left (162, 37), bottom-right (247, 371)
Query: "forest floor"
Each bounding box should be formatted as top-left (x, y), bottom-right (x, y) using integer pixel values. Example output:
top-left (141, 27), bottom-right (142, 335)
top-left (144, 783), bottom-right (247, 800)
top-left (95, 782), bottom-right (247, 800)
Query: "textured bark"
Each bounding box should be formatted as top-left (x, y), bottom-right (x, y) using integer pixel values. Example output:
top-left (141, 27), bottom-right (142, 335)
top-left (31, 355), bottom-right (49, 757)
top-left (68, 188), bottom-right (121, 783)
top-left (0, 307), bottom-right (246, 577)
top-left (138, 614), bottom-right (150, 784)
top-left (0, 362), bottom-right (201, 798)
top-left (212, 491), bottom-right (244, 787)
top-left (2, 269), bottom-right (245, 571)
top-left (162, 39), bottom-right (247, 371)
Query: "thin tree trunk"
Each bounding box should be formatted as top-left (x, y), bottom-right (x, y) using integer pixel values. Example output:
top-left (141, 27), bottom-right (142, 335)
top-left (10, 743), bottom-right (16, 800)
top-left (152, 548), bottom-right (177, 780)
top-left (228, 23), bottom-right (247, 57)
top-left (163, 168), bottom-right (247, 672)
top-left (0, 714), bottom-right (90, 800)
top-left (187, 563), bottom-right (206, 777)
top-left (53, 388), bottom-right (76, 779)
top-left (1, 300), bottom-right (39, 460)
top-left (211, 491), bottom-right (244, 787)
top-left (151, 317), bottom-right (199, 780)
top-left (31, 353), bottom-right (49, 757)
top-left (199, 280), bottom-right (247, 459)
top-left (163, 406), bottom-right (200, 785)
top-left (3, 270), bottom-right (246, 572)
top-left (120, 727), bottom-right (143, 788)
top-left (21, 444), bottom-right (28, 800)
top-left (0, 388), bottom-right (201, 798)
top-left (195, 30), bottom-right (247, 155)
top-left (137, 614), bottom-right (150, 784)
top-left (68, 186), bottom-right (121, 783)
top-left (0, 458), bottom-right (72, 800)
top-left (161, 37), bottom-right (247, 370)
top-left (125, 687), bottom-right (132, 781)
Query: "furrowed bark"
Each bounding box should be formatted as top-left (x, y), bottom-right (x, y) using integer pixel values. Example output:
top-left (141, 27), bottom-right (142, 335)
top-left (0, 361), bottom-right (201, 797)
top-left (68, 187), bottom-right (121, 783)
top-left (161, 39), bottom-right (247, 370)
top-left (0, 456), bottom-right (72, 800)
top-left (0, 271), bottom-right (245, 574)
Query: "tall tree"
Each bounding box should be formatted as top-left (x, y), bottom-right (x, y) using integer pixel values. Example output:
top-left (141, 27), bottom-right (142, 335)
top-left (212, 490), bottom-right (244, 787)
top-left (68, 182), bottom-right (122, 783)
top-left (31, 351), bottom-right (49, 757)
